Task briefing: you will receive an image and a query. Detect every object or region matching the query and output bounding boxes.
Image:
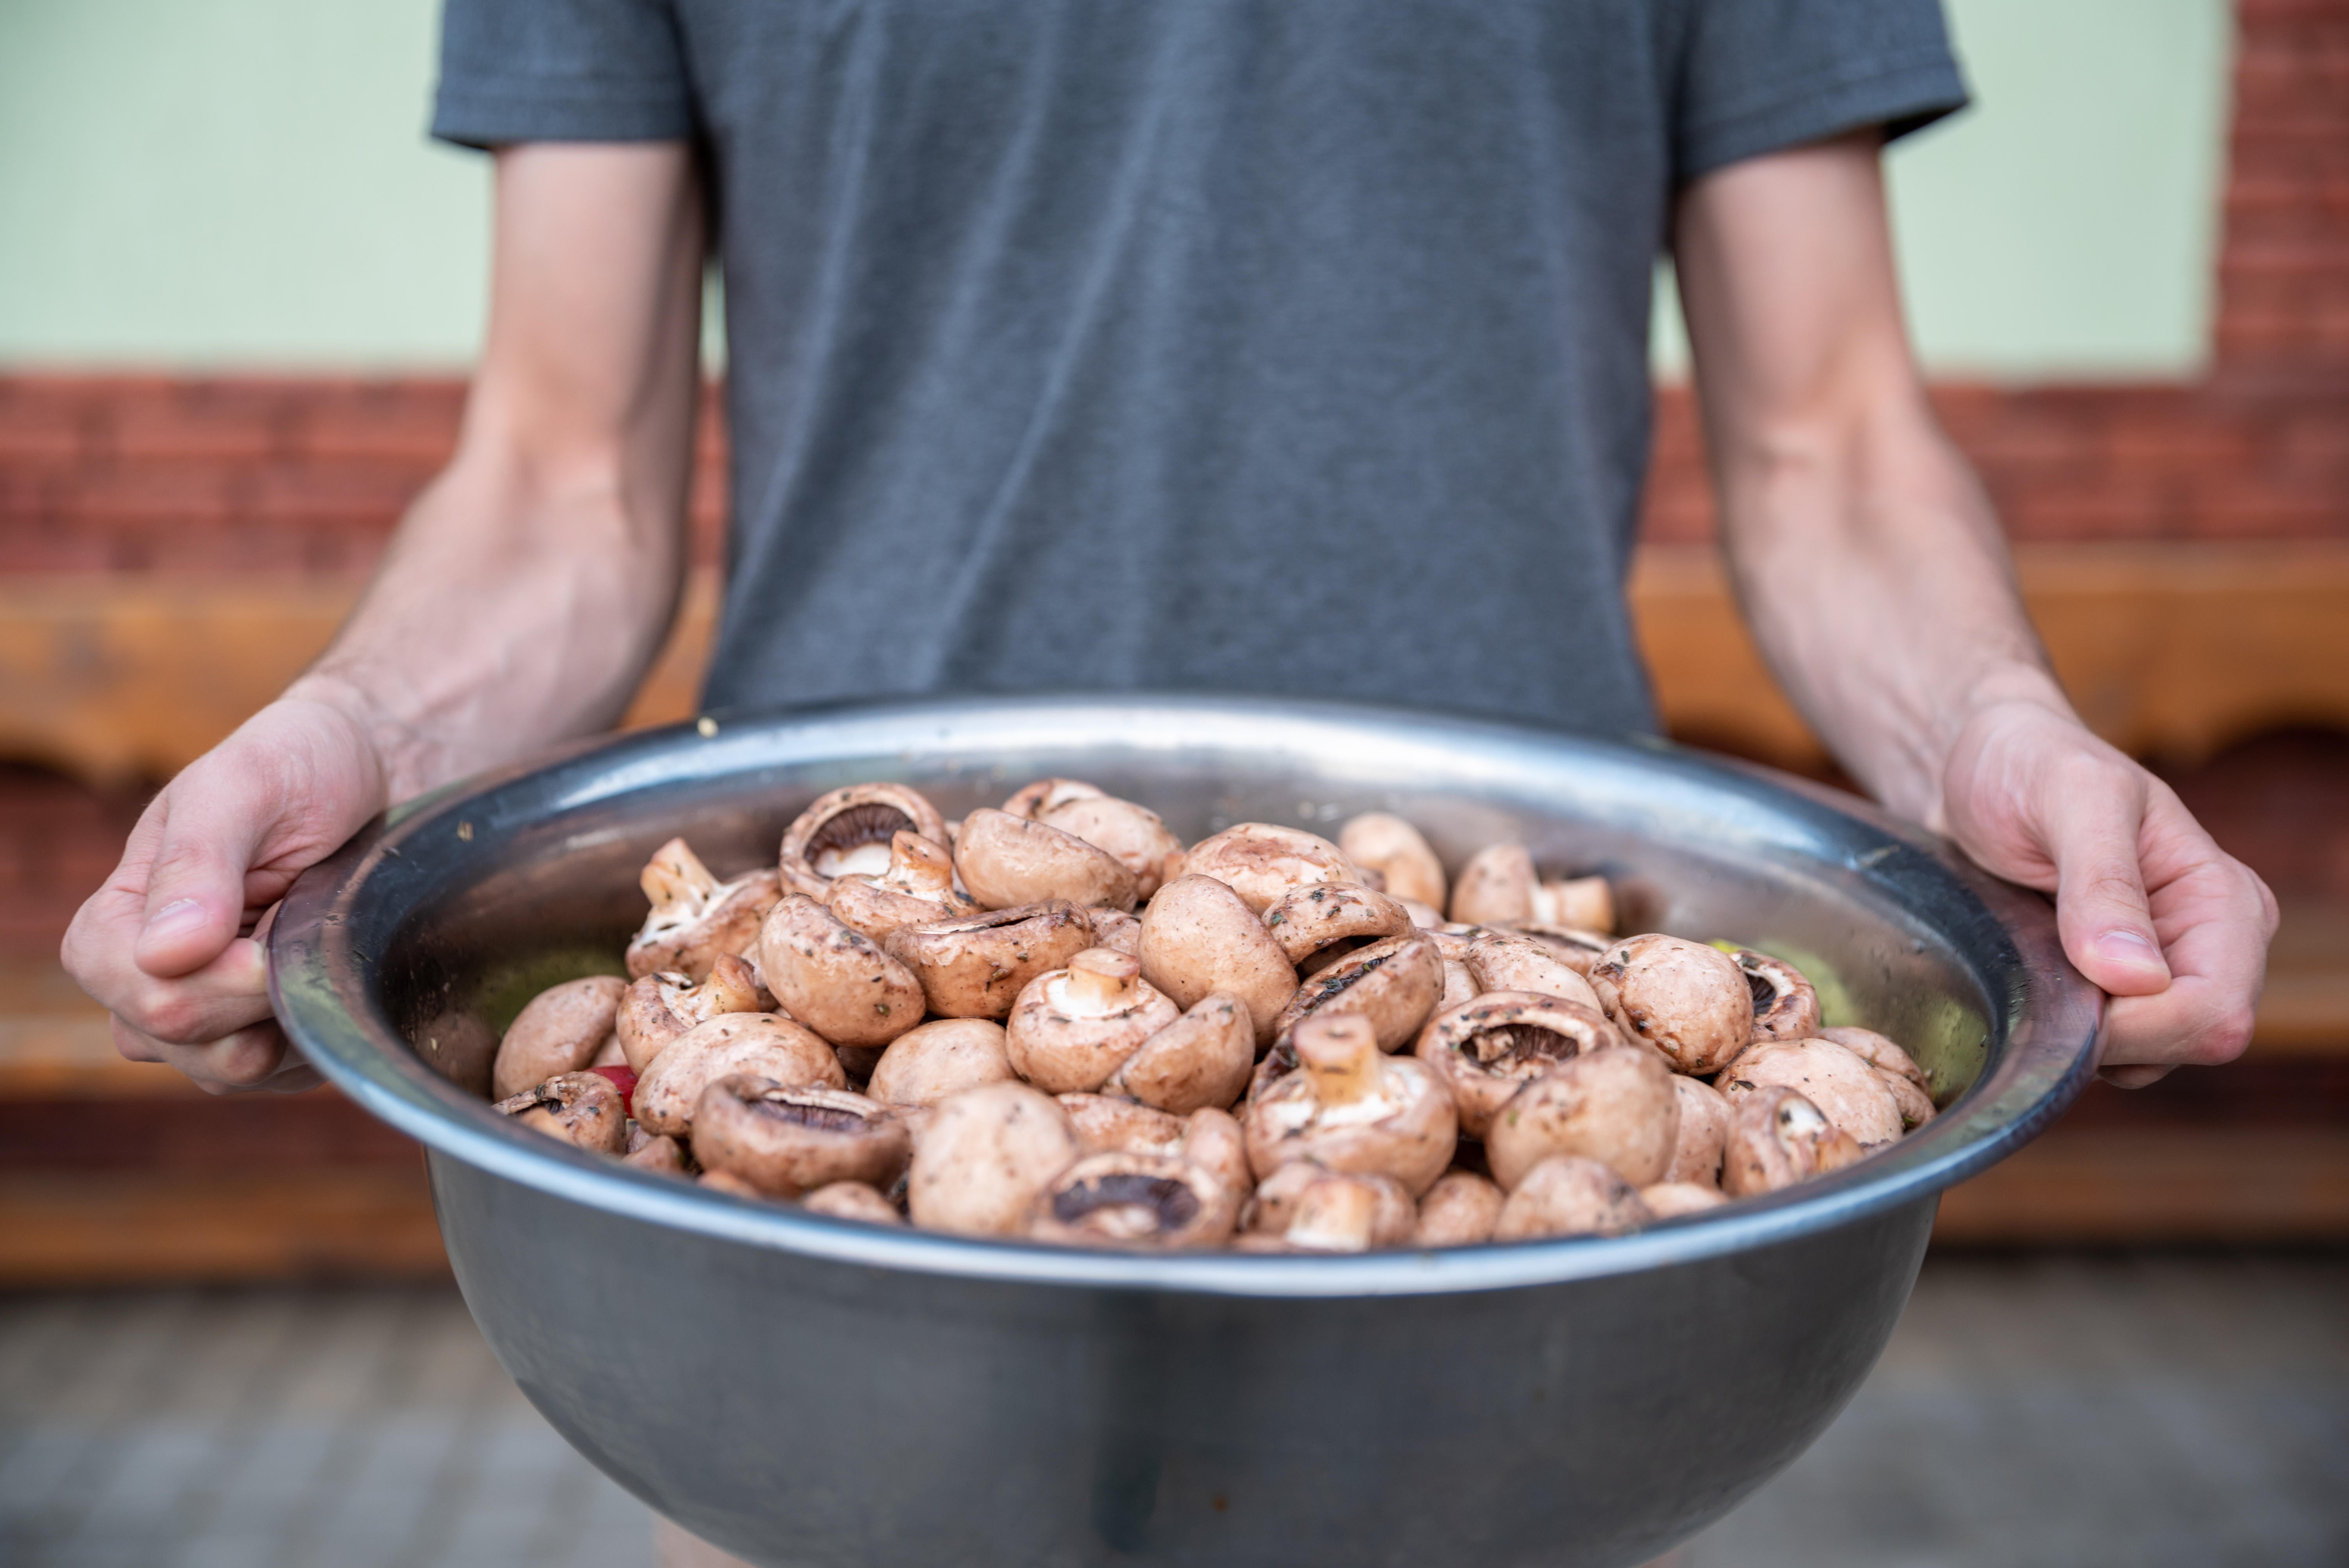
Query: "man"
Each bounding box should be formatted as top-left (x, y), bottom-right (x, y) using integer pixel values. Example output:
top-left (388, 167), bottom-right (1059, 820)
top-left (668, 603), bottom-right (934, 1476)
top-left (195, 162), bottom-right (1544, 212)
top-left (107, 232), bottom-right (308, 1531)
top-left (70, 11), bottom-right (2266, 1195)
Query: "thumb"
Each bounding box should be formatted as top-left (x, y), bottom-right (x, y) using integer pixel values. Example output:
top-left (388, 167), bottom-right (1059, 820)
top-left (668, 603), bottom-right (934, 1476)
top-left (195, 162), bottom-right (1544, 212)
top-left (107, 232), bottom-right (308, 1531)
top-left (2049, 789), bottom-right (2171, 998)
top-left (132, 784), bottom-right (271, 981)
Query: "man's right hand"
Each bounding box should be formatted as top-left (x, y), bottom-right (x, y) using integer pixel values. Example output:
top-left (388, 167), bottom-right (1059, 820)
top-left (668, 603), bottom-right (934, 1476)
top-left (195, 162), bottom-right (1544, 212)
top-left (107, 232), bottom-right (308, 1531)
top-left (61, 696), bottom-right (388, 1094)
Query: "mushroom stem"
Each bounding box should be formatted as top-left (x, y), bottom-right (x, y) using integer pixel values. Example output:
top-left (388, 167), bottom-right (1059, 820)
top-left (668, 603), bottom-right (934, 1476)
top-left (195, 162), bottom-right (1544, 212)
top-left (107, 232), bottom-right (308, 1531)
top-left (640, 837), bottom-right (718, 908)
top-left (883, 831), bottom-right (955, 893)
top-left (1064, 948), bottom-right (1141, 1012)
top-left (1294, 1015), bottom-right (1381, 1107)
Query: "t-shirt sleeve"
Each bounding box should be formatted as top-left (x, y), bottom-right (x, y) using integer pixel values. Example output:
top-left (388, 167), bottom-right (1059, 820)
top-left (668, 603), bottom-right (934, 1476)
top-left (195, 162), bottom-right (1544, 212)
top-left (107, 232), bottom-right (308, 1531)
top-left (430, 0), bottom-right (696, 148)
top-left (1674, 0), bottom-right (1968, 182)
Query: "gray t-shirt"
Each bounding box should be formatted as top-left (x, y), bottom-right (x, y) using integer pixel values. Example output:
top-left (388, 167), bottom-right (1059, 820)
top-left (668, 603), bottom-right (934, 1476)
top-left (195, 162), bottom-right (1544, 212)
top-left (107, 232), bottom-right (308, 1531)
top-left (435, 1), bottom-right (1962, 736)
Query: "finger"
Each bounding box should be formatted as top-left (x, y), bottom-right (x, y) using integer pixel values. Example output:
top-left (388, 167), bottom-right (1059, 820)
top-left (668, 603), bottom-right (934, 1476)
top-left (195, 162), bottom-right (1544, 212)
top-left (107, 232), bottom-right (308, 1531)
top-left (102, 936), bottom-right (276, 1049)
top-left (2046, 773), bottom-right (2171, 998)
top-left (2094, 852), bottom-right (2270, 1071)
top-left (114, 1013), bottom-right (317, 1094)
top-left (132, 780), bottom-right (278, 980)
top-left (2100, 1064), bottom-right (2174, 1089)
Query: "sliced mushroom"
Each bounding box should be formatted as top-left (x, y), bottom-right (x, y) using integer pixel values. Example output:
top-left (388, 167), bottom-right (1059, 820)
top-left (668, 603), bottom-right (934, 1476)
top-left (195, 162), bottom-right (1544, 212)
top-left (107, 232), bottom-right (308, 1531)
top-left (952, 808), bottom-right (1136, 911)
top-left (1663, 1074), bottom-right (1733, 1187)
top-left (493, 1071), bottom-right (628, 1155)
top-left (1242, 1014), bottom-right (1457, 1196)
top-left (1179, 823), bottom-right (1360, 914)
top-left (1587, 934), bottom-right (1754, 1074)
top-left (1413, 991), bottom-right (1618, 1139)
top-left (1086, 906), bottom-right (1143, 956)
top-left (613, 954), bottom-right (764, 1073)
top-left (1337, 812), bottom-right (1448, 910)
top-left (1264, 930), bottom-right (1444, 1070)
top-left (1028, 1152), bottom-right (1239, 1249)
top-left (1004, 781), bottom-right (1187, 900)
top-left (802, 1181), bottom-right (904, 1225)
top-left (1262, 882), bottom-right (1415, 978)
top-left (757, 895), bottom-right (927, 1049)
top-left (1735, 949), bottom-right (1823, 1044)
top-left (691, 1078), bottom-right (911, 1198)
top-left (1721, 1085), bottom-right (1865, 1196)
top-left (1820, 1025), bottom-right (1938, 1128)
top-left (865, 1018), bottom-right (1014, 1109)
top-left (885, 900), bottom-right (1094, 1020)
top-left (1639, 1181), bottom-right (1728, 1219)
top-left (824, 831), bottom-right (978, 942)
top-left (779, 783), bottom-right (949, 901)
top-left (905, 1082), bottom-right (1083, 1237)
top-left (1005, 948), bottom-right (1181, 1094)
top-left (627, 837), bottom-right (784, 981)
top-left (1415, 1170), bottom-right (1506, 1248)
top-left (622, 1131), bottom-right (689, 1175)
top-left (492, 975), bottom-right (626, 1101)
top-left (1484, 1046), bottom-right (1680, 1191)
top-left (632, 1013), bottom-right (847, 1138)
top-left (1492, 1156), bottom-right (1652, 1240)
top-left (1102, 992), bottom-right (1255, 1115)
top-left (1464, 933), bottom-right (1605, 1012)
top-left (1137, 875), bottom-right (1299, 1046)
top-left (1716, 1038), bottom-right (1905, 1147)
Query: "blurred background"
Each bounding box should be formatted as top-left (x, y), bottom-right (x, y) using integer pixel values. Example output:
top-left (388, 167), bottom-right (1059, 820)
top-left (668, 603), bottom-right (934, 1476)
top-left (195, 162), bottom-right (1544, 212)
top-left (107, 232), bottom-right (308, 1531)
top-left (1, 0), bottom-right (2344, 1564)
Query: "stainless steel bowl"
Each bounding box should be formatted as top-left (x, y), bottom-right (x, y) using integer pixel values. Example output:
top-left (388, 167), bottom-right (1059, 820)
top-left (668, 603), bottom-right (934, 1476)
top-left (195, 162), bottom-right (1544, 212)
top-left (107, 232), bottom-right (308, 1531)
top-left (269, 695), bottom-right (2100, 1568)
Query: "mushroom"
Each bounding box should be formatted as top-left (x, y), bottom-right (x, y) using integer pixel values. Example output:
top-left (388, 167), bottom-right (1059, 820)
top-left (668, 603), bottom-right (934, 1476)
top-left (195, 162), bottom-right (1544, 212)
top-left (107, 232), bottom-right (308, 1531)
top-left (1241, 1014), bottom-right (1457, 1196)
top-left (779, 783), bottom-right (949, 900)
top-left (1663, 1073), bottom-right (1733, 1187)
top-left (1428, 930), bottom-right (1481, 1012)
top-left (632, 1013), bottom-right (847, 1137)
top-left (802, 1181), bottom-right (904, 1225)
top-left (1447, 845), bottom-right (1614, 933)
top-left (1821, 1025), bottom-right (1939, 1129)
top-left (1178, 823), bottom-right (1360, 914)
top-left (1028, 1152), bottom-right (1239, 1249)
top-left (905, 1082), bottom-right (1084, 1237)
top-left (1734, 949), bottom-right (1823, 1043)
top-left (1720, 1085), bottom-right (1864, 1196)
top-left (492, 1071), bottom-right (628, 1155)
top-left (1484, 1046), bottom-right (1680, 1191)
top-left (1463, 933), bottom-right (1605, 1012)
top-left (613, 954), bottom-right (764, 1072)
top-left (413, 1008), bottom-right (499, 1098)
top-left (691, 1078), bottom-right (911, 1199)
top-left (952, 808), bottom-right (1136, 911)
top-left (1101, 992), bottom-right (1256, 1115)
top-left (1587, 934), bottom-right (1754, 1074)
top-left (1491, 1156), bottom-right (1652, 1240)
top-left (1004, 948), bottom-right (1181, 1094)
top-left (492, 975), bottom-right (626, 1101)
top-left (1057, 1095), bottom-right (1252, 1197)
top-left (1337, 812), bottom-right (1448, 911)
top-left (1137, 875), bottom-right (1299, 1046)
top-left (1490, 922), bottom-right (1612, 976)
top-left (627, 837), bottom-right (784, 981)
top-left (823, 831), bottom-right (978, 942)
top-left (1412, 991), bottom-right (1619, 1138)
top-left (1264, 929), bottom-right (1444, 1064)
top-left (1716, 1038), bottom-right (1905, 1147)
top-left (700, 1170), bottom-right (765, 1200)
top-left (865, 1018), bottom-right (1014, 1109)
top-left (1262, 882), bottom-right (1416, 978)
top-left (1415, 1170), bottom-right (1506, 1248)
top-left (622, 1130), bottom-right (689, 1175)
top-left (1401, 899), bottom-right (1445, 929)
top-left (757, 895), bottom-right (928, 1049)
top-left (1086, 906), bottom-right (1143, 956)
top-left (1246, 1169), bottom-right (1418, 1252)
top-left (1003, 780), bottom-right (1187, 900)
top-left (885, 901), bottom-right (1095, 1020)
top-left (1639, 1181), bottom-right (1728, 1219)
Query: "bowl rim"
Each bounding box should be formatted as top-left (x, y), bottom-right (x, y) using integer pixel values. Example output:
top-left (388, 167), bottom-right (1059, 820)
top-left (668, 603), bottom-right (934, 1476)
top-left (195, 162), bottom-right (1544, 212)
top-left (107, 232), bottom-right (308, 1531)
top-left (269, 693), bottom-right (2102, 1299)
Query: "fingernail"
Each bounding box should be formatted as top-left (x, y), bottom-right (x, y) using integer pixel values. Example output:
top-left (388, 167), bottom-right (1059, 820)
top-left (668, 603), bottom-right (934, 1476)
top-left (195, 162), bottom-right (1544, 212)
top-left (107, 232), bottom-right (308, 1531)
top-left (2095, 928), bottom-right (2166, 971)
top-left (143, 898), bottom-right (209, 943)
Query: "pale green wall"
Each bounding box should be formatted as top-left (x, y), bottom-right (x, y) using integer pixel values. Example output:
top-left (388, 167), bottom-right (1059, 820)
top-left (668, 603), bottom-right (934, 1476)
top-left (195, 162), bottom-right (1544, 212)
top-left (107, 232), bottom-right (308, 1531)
top-left (0, 0), bottom-right (2233, 378)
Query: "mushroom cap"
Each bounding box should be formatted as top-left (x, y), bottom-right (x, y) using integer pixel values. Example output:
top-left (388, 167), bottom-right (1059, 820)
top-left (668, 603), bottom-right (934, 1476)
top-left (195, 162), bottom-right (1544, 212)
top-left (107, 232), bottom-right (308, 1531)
top-left (1268, 1170), bottom-right (1419, 1252)
top-left (691, 1078), bottom-right (912, 1199)
top-left (1001, 777), bottom-right (1107, 819)
top-left (1057, 1092), bottom-right (1190, 1157)
top-left (1530, 875), bottom-right (1615, 935)
top-left (801, 1181), bottom-right (904, 1225)
top-left (1178, 823), bottom-right (1360, 914)
top-left (885, 900), bottom-right (1095, 1020)
top-left (1494, 922), bottom-right (1612, 975)
top-left (494, 1070), bottom-right (629, 1155)
top-left (1025, 793), bottom-right (1186, 901)
top-left (1484, 1045), bottom-right (1681, 1191)
top-left (1413, 990), bottom-right (1619, 1139)
top-left (613, 955), bottom-right (763, 1073)
top-left (1136, 875), bottom-right (1299, 1046)
top-left (824, 831), bottom-right (977, 943)
top-left (1464, 934), bottom-right (1605, 1012)
top-left (1262, 882), bottom-right (1416, 976)
top-left (1267, 929), bottom-right (1444, 1060)
top-left (1588, 933), bottom-right (1755, 1074)
top-left (1716, 1038), bottom-right (1905, 1147)
top-left (632, 1013), bottom-right (847, 1137)
top-left (1638, 1181), bottom-right (1728, 1219)
top-left (627, 837), bottom-right (785, 981)
top-left (779, 783), bottom-right (949, 900)
top-left (493, 975), bottom-right (626, 1101)
top-left (1415, 1170), bottom-right (1507, 1248)
top-left (1879, 1070), bottom-right (1937, 1131)
top-left (1734, 949), bottom-right (1824, 1044)
top-left (1337, 812), bottom-right (1448, 911)
top-left (1004, 948), bottom-right (1181, 1094)
top-left (1663, 1073), bottom-right (1733, 1186)
top-left (1242, 1015), bottom-right (1458, 1196)
top-left (905, 1082), bottom-right (1083, 1237)
top-left (1238, 1160), bottom-right (1327, 1236)
top-left (1820, 1025), bottom-right (1932, 1092)
top-left (621, 1131), bottom-right (689, 1175)
top-left (952, 808), bottom-right (1137, 912)
top-left (1178, 1107), bottom-right (1253, 1199)
top-left (1103, 991), bottom-right (1256, 1115)
top-left (699, 1170), bottom-right (765, 1200)
top-left (865, 1017), bottom-right (1014, 1108)
top-left (757, 894), bottom-right (928, 1049)
top-left (1720, 1085), bottom-right (1865, 1197)
top-left (1492, 1156), bottom-right (1654, 1240)
top-left (1027, 1152), bottom-right (1240, 1249)
top-left (1449, 843), bottom-right (1536, 925)
top-left (1085, 906), bottom-right (1143, 956)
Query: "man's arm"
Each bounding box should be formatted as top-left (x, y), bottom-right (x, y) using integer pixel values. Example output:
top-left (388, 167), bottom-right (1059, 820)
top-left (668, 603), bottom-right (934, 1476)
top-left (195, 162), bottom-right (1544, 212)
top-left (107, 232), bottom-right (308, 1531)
top-left (62, 142), bottom-right (706, 1092)
top-left (1673, 130), bottom-right (2276, 1083)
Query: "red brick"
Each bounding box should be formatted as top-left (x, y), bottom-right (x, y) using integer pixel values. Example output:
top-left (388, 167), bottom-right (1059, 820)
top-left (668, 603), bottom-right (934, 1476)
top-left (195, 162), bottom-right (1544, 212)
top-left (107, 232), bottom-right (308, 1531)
top-left (104, 396), bottom-right (282, 463)
top-left (60, 462), bottom-right (241, 527)
top-left (285, 380), bottom-right (466, 463)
